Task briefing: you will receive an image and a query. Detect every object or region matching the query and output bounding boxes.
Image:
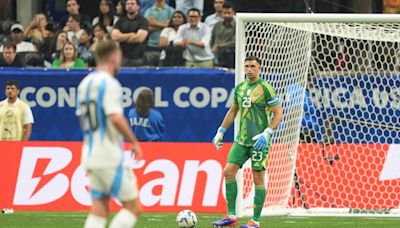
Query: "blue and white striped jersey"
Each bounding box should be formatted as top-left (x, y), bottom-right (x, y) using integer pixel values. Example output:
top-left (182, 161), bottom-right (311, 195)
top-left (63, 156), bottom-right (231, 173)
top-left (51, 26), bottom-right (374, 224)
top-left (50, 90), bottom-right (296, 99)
top-left (76, 70), bottom-right (124, 169)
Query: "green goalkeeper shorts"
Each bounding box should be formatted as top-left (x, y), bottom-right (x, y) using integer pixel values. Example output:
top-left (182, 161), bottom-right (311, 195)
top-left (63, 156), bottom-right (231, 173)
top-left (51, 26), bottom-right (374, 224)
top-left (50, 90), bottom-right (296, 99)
top-left (227, 142), bottom-right (270, 171)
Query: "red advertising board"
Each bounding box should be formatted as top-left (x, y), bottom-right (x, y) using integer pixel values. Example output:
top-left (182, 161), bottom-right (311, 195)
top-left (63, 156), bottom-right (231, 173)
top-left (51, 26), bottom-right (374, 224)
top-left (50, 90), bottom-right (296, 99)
top-left (294, 144), bottom-right (400, 209)
top-left (1, 142), bottom-right (400, 212)
top-left (0, 142), bottom-right (229, 212)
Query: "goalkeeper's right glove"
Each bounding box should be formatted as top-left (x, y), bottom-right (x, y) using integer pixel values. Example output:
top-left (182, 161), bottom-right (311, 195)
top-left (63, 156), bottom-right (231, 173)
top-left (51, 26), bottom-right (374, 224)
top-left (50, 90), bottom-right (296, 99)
top-left (212, 127), bottom-right (226, 150)
top-left (252, 127), bottom-right (273, 151)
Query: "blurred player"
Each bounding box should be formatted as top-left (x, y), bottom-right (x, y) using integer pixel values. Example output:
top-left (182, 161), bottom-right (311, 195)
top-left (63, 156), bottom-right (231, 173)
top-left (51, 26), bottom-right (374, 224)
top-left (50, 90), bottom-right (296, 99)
top-left (76, 39), bottom-right (142, 228)
top-left (212, 56), bottom-right (283, 228)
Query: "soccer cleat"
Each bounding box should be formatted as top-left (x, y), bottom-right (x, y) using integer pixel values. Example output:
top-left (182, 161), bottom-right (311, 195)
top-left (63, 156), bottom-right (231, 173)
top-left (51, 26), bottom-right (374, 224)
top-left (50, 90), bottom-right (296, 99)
top-left (212, 215), bottom-right (238, 227)
top-left (240, 220), bottom-right (260, 228)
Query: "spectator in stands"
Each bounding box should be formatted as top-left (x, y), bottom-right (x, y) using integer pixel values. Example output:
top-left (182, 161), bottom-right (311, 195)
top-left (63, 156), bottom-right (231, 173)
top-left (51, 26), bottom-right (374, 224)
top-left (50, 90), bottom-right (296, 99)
top-left (174, 8), bottom-right (214, 68)
top-left (0, 42), bottom-right (25, 67)
top-left (144, 0), bottom-right (174, 66)
top-left (211, 3), bottom-right (235, 68)
top-left (93, 23), bottom-right (108, 42)
top-left (116, 1), bottom-right (124, 17)
top-left (0, 24), bottom-right (37, 53)
top-left (47, 31), bottom-right (68, 63)
top-left (77, 27), bottom-right (94, 66)
top-left (59, 0), bottom-right (91, 30)
top-left (139, 0), bottom-right (171, 15)
top-left (159, 10), bottom-right (186, 66)
top-left (129, 89), bottom-right (165, 142)
top-left (112, 0), bottom-right (149, 66)
top-left (205, 0), bottom-right (224, 30)
top-left (64, 14), bottom-right (84, 47)
top-left (25, 14), bottom-right (55, 64)
top-left (0, 80), bottom-right (34, 141)
top-left (90, 23), bottom-right (110, 52)
top-left (92, 0), bottom-right (119, 34)
top-left (51, 41), bottom-right (86, 68)
top-left (175, 0), bottom-right (204, 16)
top-left (24, 13), bottom-right (52, 47)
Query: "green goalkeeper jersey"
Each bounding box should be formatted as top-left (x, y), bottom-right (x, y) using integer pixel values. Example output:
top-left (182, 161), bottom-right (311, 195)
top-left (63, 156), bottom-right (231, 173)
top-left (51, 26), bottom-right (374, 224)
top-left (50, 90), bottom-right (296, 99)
top-left (233, 78), bottom-right (280, 147)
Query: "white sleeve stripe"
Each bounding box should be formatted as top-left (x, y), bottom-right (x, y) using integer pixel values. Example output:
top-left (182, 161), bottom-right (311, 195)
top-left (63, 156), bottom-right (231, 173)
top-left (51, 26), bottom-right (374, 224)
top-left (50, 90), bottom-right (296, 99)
top-left (267, 97), bottom-right (279, 104)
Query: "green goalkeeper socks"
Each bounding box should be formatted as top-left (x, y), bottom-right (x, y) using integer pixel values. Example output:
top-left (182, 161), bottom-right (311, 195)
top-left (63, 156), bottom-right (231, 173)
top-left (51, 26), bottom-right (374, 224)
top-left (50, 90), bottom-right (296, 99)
top-left (253, 185), bottom-right (266, 222)
top-left (225, 180), bottom-right (238, 215)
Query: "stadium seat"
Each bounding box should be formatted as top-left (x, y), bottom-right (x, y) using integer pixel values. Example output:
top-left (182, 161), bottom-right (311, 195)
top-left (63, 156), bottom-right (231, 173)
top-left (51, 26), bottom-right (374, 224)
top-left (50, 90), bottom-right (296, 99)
top-left (19, 52), bottom-right (44, 67)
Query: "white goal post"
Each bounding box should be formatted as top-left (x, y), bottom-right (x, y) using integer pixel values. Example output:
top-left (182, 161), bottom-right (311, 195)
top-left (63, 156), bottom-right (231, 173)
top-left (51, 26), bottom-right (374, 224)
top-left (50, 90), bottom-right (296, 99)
top-left (235, 13), bottom-right (400, 217)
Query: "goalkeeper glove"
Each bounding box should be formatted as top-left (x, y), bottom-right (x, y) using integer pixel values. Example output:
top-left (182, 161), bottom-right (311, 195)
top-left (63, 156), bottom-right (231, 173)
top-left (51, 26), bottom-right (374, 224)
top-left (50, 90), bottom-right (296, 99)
top-left (212, 127), bottom-right (226, 150)
top-left (252, 127), bottom-right (273, 151)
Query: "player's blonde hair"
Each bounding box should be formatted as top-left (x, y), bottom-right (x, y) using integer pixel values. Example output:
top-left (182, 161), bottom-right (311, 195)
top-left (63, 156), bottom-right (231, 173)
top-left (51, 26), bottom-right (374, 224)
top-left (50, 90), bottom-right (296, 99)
top-left (93, 39), bottom-right (120, 64)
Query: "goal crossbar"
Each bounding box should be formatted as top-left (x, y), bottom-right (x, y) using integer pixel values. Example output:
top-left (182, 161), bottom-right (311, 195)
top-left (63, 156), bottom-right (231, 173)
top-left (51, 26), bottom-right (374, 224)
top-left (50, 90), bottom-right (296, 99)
top-left (236, 13), bottom-right (400, 23)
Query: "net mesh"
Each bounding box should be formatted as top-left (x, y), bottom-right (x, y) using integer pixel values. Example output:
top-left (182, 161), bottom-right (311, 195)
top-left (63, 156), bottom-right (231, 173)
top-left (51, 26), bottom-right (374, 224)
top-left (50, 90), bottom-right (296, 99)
top-left (240, 22), bottom-right (310, 212)
top-left (239, 20), bottom-right (400, 215)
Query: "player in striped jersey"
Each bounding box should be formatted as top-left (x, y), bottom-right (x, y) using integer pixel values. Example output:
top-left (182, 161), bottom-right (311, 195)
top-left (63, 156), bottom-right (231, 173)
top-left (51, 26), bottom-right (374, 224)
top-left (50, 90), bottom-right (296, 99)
top-left (212, 56), bottom-right (283, 228)
top-left (76, 40), bottom-right (142, 228)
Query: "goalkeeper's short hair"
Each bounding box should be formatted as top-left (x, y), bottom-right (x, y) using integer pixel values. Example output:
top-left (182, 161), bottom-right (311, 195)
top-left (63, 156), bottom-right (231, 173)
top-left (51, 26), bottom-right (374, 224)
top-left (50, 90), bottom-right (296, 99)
top-left (245, 56), bottom-right (261, 65)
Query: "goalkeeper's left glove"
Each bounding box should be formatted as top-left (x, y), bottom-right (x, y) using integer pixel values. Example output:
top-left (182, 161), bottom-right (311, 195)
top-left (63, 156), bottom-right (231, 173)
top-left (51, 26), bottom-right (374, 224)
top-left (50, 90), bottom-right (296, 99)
top-left (252, 127), bottom-right (273, 151)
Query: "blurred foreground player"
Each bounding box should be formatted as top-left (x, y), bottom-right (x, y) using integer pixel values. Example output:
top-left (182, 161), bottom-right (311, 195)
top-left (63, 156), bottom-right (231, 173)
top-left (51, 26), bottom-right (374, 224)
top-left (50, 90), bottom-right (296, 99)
top-left (212, 56), bottom-right (283, 228)
top-left (76, 39), bottom-right (143, 228)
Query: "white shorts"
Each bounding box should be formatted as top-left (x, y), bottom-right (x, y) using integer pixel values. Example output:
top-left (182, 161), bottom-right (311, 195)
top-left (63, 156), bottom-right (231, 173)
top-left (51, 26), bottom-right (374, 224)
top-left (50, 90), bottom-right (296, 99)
top-left (87, 166), bottom-right (138, 202)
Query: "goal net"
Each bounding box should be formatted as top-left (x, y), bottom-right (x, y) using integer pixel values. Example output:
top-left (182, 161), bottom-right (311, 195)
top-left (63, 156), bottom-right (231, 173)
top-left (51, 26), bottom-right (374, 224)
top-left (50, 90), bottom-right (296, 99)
top-left (235, 13), bottom-right (400, 217)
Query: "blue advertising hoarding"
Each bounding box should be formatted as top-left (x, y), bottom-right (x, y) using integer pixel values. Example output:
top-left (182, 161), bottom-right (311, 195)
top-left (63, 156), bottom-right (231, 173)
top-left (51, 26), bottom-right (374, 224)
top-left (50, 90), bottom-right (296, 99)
top-left (307, 74), bottom-right (400, 144)
top-left (0, 69), bottom-right (398, 143)
top-left (0, 68), bottom-right (235, 142)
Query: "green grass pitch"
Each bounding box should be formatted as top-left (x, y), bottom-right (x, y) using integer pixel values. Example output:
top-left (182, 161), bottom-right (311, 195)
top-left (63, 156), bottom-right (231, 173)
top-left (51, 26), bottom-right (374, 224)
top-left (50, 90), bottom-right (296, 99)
top-left (1, 212), bottom-right (400, 228)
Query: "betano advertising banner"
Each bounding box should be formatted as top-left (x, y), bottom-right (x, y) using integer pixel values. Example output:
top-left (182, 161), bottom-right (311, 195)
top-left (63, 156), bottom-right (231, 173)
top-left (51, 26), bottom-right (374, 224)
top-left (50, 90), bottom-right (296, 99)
top-left (0, 142), bottom-right (229, 212)
top-left (1, 142), bottom-right (400, 212)
top-left (0, 68), bottom-right (235, 142)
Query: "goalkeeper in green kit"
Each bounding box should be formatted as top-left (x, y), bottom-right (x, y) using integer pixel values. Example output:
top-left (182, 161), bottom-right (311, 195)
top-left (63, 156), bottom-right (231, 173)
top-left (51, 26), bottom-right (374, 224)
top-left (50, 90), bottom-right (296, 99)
top-left (212, 56), bottom-right (283, 228)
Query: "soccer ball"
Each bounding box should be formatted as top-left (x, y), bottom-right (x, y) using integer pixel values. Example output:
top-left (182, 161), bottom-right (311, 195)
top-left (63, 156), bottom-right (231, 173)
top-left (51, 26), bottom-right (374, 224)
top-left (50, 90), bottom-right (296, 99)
top-left (176, 209), bottom-right (197, 227)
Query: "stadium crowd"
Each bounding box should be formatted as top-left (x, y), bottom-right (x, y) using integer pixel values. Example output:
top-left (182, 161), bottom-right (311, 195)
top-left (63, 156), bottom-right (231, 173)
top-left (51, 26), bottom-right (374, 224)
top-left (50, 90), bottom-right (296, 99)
top-left (0, 0), bottom-right (236, 69)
